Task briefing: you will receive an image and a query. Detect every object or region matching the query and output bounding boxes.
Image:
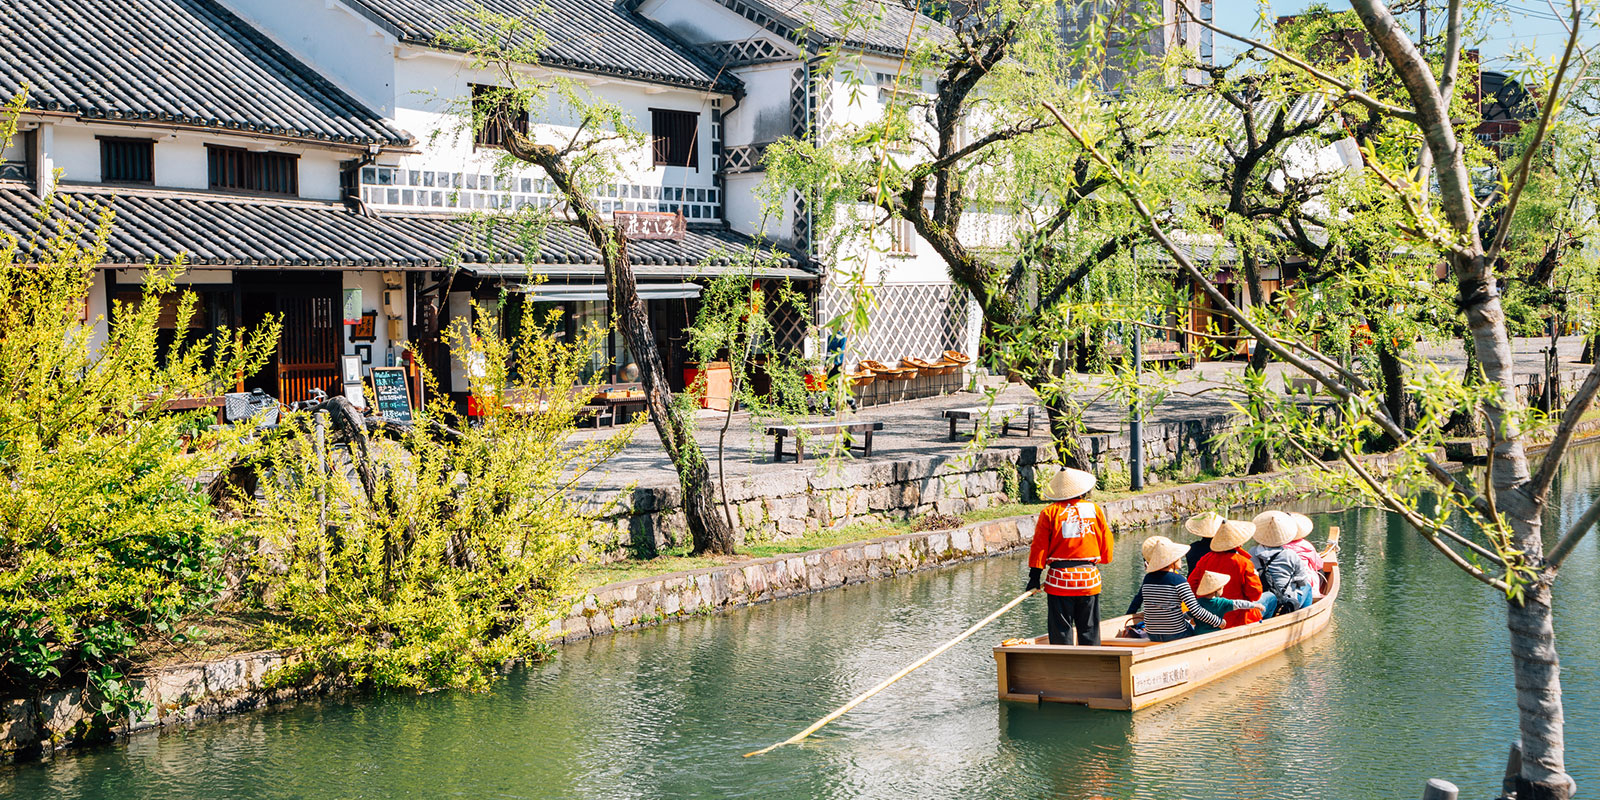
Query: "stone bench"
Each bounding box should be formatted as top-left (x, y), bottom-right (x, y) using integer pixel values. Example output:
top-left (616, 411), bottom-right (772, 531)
top-left (767, 421), bottom-right (885, 463)
top-left (943, 404), bottom-right (1037, 441)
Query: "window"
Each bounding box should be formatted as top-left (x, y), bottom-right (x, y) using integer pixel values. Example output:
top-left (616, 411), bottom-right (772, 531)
top-left (472, 84), bottom-right (528, 149)
top-left (207, 145), bottom-right (298, 196)
top-left (100, 137), bottom-right (153, 184)
top-left (889, 217), bottom-right (916, 256)
top-left (0, 130), bottom-right (30, 182)
top-left (650, 109), bottom-right (699, 168)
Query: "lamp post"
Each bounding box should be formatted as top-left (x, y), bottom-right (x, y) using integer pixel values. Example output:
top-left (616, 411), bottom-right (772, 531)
top-left (1130, 324), bottom-right (1144, 491)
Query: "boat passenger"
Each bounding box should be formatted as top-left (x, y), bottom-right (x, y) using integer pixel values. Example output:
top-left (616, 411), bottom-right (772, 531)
top-left (1190, 571), bottom-right (1266, 635)
top-left (1126, 536), bottom-right (1223, 641)
top-left (1025, 468), bottom-right (1113, 645)
top-left (1250, 511), bottom-right (1318, 615)
top-left (1183, 511), bottom-right (1224, 574)
top-left (1283, 512), bottom-right (1326, 599)
top-left (1186, 520), bottom-right (1268, 626)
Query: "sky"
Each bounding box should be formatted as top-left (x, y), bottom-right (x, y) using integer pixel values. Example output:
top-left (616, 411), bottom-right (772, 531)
top-left (1210, 0), bottom-right (1596, 71)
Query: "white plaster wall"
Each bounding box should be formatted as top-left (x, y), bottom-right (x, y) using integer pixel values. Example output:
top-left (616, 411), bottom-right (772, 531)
top-left (86, 270), bottom-right (111, 354)
top-left (218, 0), bottom-right (400, 117)
top-left (637, 0), bottom-right (779, 45)
top-left (341, 270), bottom-right (408, 370)
top-left (47, 126), bottom-right (99, 185)
top-left (727, 63), bottom-right (796, 146)
top-left (390, 49), bottom-right (724, 202)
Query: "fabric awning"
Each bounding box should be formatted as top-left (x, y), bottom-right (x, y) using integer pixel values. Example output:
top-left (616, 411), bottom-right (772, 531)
top-left (514, 282), bottom-right (702, 302)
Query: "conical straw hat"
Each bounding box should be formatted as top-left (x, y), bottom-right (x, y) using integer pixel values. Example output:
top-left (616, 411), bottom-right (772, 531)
top-left (1041, 467), bottom-right (1096, 501)
top-left (1252, 511), bottom-right (1298, 548)
top-left (1210, 520), bottom-right (1255, 552)
top-left (1141, 536), bottom-right (1189, 573)
top-left (1184, 511), bottom-right (1224, 539)
top-left (1290, 513), bottom-right (1313, 539)
top-left (1196, 570), bottom-right (1231, 597)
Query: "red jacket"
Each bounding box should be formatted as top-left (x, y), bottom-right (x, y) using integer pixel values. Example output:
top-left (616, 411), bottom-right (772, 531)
top-left (1188, 548), bottom-right (1263, 627)
top-left (1028, 500), bottom-right (1113, 596)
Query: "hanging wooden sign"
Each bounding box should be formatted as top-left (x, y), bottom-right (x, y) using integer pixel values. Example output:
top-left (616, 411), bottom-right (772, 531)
top-left (614, 210), bottom-right (685, 241)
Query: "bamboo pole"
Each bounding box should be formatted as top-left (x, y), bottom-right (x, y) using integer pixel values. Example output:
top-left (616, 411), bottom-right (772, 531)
top-left (744, 588), bottom-right (1039, 758)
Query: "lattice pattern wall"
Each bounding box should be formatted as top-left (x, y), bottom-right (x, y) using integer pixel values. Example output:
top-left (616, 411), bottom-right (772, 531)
top-left (703, 38), bottom-right (792, 66)
top-left (821, 282), bottom-right (972, 364)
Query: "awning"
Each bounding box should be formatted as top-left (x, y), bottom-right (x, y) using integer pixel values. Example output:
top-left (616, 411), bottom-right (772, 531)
top-left (514, 282), bottom-right (702, 302)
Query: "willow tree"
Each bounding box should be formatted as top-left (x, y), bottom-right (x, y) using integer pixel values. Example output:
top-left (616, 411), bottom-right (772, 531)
top-left (443, 12), bottom-right (736, 554)
top-left (1049, 0), bottom-right (1599, 794)
top-left (764, 0), bottom-right (1172, 470)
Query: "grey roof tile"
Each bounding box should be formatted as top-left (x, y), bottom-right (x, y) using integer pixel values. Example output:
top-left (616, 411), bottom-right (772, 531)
top-left (707, 0), bottom-right (952, 55)
top-left (342, 0), bottom-right (737, 91)
top-left (0, 187), bottom-right (812, 277)
top-left (0, 0), bottom-right (408, 145)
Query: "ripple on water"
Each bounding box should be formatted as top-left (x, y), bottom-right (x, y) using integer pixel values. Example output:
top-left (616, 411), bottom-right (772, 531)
top-left (5, 494), bottom-right (1600, 799)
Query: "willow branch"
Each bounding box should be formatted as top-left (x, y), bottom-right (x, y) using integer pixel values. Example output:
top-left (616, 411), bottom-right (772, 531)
top-left (1042, 100), bottom-right (1493, 521)
top-left (1482, 0), bottom-right (1585, 267)
top-left (1529, 356), bottom-right (1600, 502)
top-left (1547, 494), bottom-right (1600, 570)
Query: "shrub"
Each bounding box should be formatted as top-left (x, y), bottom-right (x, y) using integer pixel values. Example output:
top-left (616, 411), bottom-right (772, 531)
top-left (250, 303), bottom-right (627, 691)
top-left (0, 94), bottom-right (277, 712)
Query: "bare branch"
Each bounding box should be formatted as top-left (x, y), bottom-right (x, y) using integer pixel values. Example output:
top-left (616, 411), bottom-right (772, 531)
top-left (1547, 494), bottom-right (1600, 570)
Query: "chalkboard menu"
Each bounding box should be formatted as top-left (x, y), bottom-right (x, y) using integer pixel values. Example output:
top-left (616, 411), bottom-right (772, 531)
top-left (370, 367), bottom-right (413, 423)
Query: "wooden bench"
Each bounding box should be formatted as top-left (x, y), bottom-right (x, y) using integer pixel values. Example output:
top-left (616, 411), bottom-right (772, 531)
top-left (943, 404), bottom-right (1037, 441)
top-left (767, 421), bottom-right (885, 463)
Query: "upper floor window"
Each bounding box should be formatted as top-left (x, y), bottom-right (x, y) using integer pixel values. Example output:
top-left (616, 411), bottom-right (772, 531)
top-left (651, 109), bottom-right (699, 169)
top-left (100, 137), bottom-right (153, 185)
top-left (472, 84), bottom-right (528, 149)
top-left (207, 145), bottom-right (297, 196)
top-left (0, 130), bottom-right (31, 182)
top-left (889, 217), bottom-right (916, 256)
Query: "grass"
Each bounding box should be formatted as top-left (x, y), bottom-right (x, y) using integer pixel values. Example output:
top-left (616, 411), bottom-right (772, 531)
top-left (573, 501), bottom-right (1050, 591)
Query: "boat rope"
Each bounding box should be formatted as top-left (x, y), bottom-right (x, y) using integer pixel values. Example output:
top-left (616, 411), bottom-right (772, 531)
top-left (744, 588), bottom-right (1039, 757)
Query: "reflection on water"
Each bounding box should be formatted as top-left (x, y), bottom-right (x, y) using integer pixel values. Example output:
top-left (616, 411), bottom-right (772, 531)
top-left (6, 454), bottom-right (1600, 799)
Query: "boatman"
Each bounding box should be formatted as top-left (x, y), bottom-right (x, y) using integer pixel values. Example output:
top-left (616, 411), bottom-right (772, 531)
top-left (1025, 467), bottom-right (1113, 645)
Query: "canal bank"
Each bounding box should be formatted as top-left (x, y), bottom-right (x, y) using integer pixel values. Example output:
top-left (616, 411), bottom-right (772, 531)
top-left (6, 411), bottom-right (1600, 764)
top-left (7, 451), bottom-right (1600, 799)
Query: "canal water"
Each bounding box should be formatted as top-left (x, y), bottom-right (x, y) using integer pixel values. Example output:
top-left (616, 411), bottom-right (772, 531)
top-left (7, 461), bottom-right (1600, 799)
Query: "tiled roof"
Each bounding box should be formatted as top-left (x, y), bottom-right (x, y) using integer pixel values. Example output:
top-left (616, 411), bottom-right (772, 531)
top-left (0, 0), bottom-right (407, 146)
top-left (709, 0), bottom-right (953, 55)
top-left (0, 187), bottom-right (812, 278)
top-left (378, 213), bottom-right (814, 279)
top-left (341, 0), bottom-right (737, 91)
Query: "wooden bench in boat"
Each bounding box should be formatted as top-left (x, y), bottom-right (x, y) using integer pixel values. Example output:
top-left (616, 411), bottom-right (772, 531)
top-left (942, 404), bottom-right (1037, 441)
top-left (767, 421), bottom-right (884, 464)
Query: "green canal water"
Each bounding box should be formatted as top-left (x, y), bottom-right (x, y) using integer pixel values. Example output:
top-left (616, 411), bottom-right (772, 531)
top-left (7, 462), bottom-right (1600, 799)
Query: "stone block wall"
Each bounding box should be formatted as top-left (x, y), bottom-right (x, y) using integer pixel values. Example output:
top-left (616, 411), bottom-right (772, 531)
top-left (0, 650), bottom-right (317, 762)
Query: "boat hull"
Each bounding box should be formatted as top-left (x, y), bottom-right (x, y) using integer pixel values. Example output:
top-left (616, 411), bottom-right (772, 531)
top-left (994, 566), bottom-right (1340, 711)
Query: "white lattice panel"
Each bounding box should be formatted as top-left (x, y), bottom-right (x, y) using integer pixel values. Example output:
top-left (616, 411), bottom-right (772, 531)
top-left (821, 282), bottom-right (972, 363)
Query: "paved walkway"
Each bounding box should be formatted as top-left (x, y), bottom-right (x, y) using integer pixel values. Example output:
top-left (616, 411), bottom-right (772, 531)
top-left (571, 336), bottom-right (1588, 491)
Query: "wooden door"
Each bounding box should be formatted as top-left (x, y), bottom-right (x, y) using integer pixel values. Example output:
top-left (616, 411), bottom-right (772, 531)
top-left (276, 291), bottom-right (339, 404)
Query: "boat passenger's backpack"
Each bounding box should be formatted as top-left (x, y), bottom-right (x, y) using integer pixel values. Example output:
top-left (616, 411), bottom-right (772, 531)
top-left (1257, 550), bottom-right (1305, 614)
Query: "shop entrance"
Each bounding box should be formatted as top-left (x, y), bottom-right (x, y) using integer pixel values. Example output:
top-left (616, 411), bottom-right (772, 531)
top-left (240, 272), bottom-right (341, 403)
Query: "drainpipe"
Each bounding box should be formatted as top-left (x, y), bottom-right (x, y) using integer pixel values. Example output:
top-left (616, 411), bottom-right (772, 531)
top-left (340, 143), bottom-right (381, 214)
top-left (716, 87), bottom-right (743, 225)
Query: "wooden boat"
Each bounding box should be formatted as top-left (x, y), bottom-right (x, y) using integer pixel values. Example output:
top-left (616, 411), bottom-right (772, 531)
top-left (994, 559), bottom-right (1339, 711)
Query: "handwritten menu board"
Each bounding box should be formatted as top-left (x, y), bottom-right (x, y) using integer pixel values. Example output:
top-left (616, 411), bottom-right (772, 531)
top-left (370, 367), bottom-right (413, 424)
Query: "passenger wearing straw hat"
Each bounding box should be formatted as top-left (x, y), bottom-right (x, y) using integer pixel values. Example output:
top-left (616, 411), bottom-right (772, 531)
top-left (1183, 511), bottom-right (1224, 574)
top-left (1025, 467), bottom-right (1113, 645)
top-left (1185, 519), bottom-right (1266, 627)
top-left (1190, 572), bottom-right (1266, 635)
top-left (1282, 512), bottom-right (1326, 598)
top-left (1250, 511), bottom-right (1318, 615)
top-left (1125, 536), bottom-right (1225, 642)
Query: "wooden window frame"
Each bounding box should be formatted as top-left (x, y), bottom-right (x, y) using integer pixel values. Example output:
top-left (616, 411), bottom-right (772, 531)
top-left (650, 108), bottom-right (700, 169)
top-left (471, 84), bottom-right (529, 150)
top-left (206, 145), bottom-right (298, 196)
top-left (888, 217), bottom-right (916, 256)
top-left (99, 136), bottom-right (155, 186)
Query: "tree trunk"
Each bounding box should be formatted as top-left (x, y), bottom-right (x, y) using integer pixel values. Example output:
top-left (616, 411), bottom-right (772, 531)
top-left (1240, 253), bottom-right (1276, 474)
top-left (1375, 336), bottom-right (1412, 450)
top-left (510, 139), bottom-right (737, 555)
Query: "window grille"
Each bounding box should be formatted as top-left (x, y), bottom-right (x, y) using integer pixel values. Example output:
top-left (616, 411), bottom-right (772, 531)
top-left (101, 137), bottom-right (153, 184)
top-left (651, 109), bottom-right (699, 168)
top-left (889, 217), bottom-right (916, 256)
top-left (207, 145), bottom-right (298, 195)
top-left (471, 84), bottom-right (528, 149)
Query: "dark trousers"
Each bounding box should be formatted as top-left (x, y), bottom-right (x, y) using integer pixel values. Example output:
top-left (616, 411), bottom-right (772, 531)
top-left (1046, 593), bottom-right (1100, 645)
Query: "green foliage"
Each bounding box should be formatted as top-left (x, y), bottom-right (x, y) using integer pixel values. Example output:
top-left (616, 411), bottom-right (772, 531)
top-left (0, 91), bottom-right (278, 710)
top-left (250, 306), bottom-right (625, 692)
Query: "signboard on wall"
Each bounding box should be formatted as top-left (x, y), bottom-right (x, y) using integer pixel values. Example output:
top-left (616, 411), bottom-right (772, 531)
top-left (369, 367), bottom-right (413, 424)
top-left (614, 210), bottom-right (685, 241)
top-left (342, 288), bottom-right (363, 325)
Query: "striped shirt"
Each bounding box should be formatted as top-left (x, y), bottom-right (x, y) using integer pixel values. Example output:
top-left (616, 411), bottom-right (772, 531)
top-left (1125, 571), bottom-right (1225, 636)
